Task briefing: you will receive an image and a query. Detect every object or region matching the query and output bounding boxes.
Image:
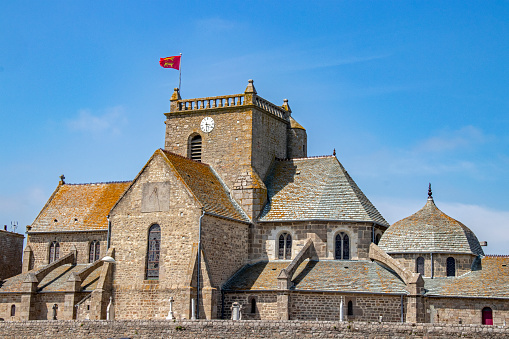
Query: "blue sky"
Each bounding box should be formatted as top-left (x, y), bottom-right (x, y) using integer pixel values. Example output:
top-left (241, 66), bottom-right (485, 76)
top-left (1, 1), bottom-right (508, 254)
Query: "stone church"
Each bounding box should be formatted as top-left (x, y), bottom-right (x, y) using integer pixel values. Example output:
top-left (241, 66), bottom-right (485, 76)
top-left (0, 80), bottom-right (508, 325)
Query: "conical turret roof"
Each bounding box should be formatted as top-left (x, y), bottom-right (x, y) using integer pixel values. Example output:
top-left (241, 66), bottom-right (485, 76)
top-left (378, 197), bottom-right (484, 255)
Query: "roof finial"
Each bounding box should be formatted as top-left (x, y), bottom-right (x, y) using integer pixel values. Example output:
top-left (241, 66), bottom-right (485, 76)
top-left (428, 183), bottom-right (433, 200)
top-left (333, 148), bottom-right (336, 156)
top-left (59, 174), bottom-right (65, 185)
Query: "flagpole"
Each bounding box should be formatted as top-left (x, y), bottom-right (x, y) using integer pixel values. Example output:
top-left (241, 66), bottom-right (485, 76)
top-left (179, 53), bottom-right (182, 94)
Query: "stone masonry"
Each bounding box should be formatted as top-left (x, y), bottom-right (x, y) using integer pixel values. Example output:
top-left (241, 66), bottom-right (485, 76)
top-left (0, 228), bottom-right (24, 280)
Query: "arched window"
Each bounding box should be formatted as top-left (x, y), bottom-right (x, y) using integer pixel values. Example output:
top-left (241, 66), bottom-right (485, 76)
top-left (335, 232), bottom-right (350, 260)
top-left (189, 135), bottom-right (202, 162)
top-left (482, 307), bottom-right (493, 325)
top-left (49, 241), bottom-right (60, 263)
top-left (416, 257), bottom-right (425, 276)
top-left (146, 224), bottom-right (161, 280)
top-left (89, 240), bottom-right (100, 263)
top-left (278, 233), bottom-right (292, 259)
top-left (347, 301), bottom-right (353, 316)
top-left (10, 305), bottom-right (15, 317)
top-left (375, 233), bottom-right (381, 245)
top-left (250, 298), bottom-right (257, 314)
top-left (446, 257), bottom-right (456, 277)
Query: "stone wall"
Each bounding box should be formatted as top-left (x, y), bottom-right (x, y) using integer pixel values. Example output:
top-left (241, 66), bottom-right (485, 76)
top-left (223, 292), bottom-right (279, 320)
top-left (289, 292), bottom-right (403, 322)
top-left (26, 231), bottom-right (106, 270)
top-left (0, 294), bottom-right (21, 321)
top-left (425, 297), bottom-right (509, 326)
top-left (1, 320), bottom-right (509, 338)
top-left (0, 230), bottom-right (24, 280)
top-left (201, 215), bottom-right (249, 288)
top-left (250, 221), bottom-right (376, 261)
top-left (110, 153), bottom-right (203, 320)
top-left (390, 253), bottom-right (475, 277)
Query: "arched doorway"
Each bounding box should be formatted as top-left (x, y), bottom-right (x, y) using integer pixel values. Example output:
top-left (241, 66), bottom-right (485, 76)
top-left (482, 307), bottom-right (493, 325)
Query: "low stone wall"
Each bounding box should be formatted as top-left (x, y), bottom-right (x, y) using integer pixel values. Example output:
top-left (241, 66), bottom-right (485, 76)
top-left (0, 320), bottom-right (508, 338)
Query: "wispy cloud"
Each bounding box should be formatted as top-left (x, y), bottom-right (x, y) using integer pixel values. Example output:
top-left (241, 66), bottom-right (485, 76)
top-left (414, 126), bottom-right (487, 153)
top-left (354, 126), bottom-right (492, 177)
top-left (67, 106), bottom-right (127, 135)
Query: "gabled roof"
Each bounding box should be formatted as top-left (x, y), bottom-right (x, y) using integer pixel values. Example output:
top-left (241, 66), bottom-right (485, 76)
top-left (424, 256), bottom-right (509, 298)
top-left (258, 156), bottom-right (389, 226)
top-left (378, 198), bottom-right (484, 255)
top-left (224, 260), bottom-right (406, 294)
top-left (0, 263), bottom-right (101, 292)
top-left (31, 181), bottom-right (131, 232)
top-left (159, 150), bottom-right (249, 222)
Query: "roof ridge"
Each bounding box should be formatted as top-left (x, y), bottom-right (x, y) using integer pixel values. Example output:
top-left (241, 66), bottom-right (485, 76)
top-left (64, 180), bottom-right (131, 186)
top-left (160, 148), bottom-right (209, 166)
top-left (276, 155), bottom-right (335, 161)
top-left (485, 254), bottom-right (509, 257)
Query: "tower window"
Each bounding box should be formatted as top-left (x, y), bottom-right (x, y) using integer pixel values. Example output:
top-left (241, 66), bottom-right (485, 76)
top-left (482, 307), bottom-right (493, 325)
top-left (375, 233), bottom-right (381, 245)
top-left (278, 233), bottom-right (292, 259)
top-left (49, 241), bottom-right (60, 263)
top-left (446, 257), bottom-right (456, 277)
top-left (146, 224), bottom-right (161, 280)
top-left (89, 240), bottom-right (100, 263)
top-left (335, 232), bottom-right (350, 260)
top-left (10, 305), bottom-right (15, 317)
top-left (189, 135), bottom-right (202, 162)
top-left (416, 257), bottom-right (425, 275)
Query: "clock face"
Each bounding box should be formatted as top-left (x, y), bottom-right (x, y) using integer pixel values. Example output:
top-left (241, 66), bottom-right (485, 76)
top-left (200, 117), bottom-right (214, 133)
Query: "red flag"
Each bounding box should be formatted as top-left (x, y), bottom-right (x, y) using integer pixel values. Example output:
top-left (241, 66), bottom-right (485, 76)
top-left (159, 56), bottom-right (181, 70)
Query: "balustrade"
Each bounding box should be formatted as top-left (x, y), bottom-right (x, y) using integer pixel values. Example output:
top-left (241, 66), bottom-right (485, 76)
top-left (173, 93), bottom-right (288, 121)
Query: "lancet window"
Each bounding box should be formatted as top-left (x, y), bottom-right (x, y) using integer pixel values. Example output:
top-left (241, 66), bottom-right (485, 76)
top-left (335, 232), bottom-right (350, 260)
top-left (146, 224), bottom-right (161, 280)
top-left (89, 240), bottom-right (100, 263)
top-left (446, 257), bottom-right (456, 277)
top-left (278, 232), bottom-right (292, 259)
top-left (49, 241), bottom-right (60, 263)
top-left (416, 257), bottom-right (425, 275)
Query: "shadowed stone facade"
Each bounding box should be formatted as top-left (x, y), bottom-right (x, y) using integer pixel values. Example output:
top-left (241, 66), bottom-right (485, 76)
top-left (0, 80), bottom-right (508, 328)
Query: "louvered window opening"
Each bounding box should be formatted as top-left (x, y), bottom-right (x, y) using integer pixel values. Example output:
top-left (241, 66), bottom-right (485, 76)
top-left (190, 135), bottom-right (202, 162)
top-left (49, 241), bottom-right (60, 263)
top-left (416, 257), bottom-right (425, 275)
top-left (146, 224), bottom-right (161, 280)
top-left (335, 232), bottom-right (350, 260)
top-left (446, 257), bottom-right (456, 277)
top-left (89, 240), bottom-right (100, 263)
top-left (278, 233), bottom-right (292, 259)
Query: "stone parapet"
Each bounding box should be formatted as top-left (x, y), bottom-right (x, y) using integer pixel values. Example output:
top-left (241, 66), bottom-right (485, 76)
top-left (1, 320), bottom-right (509, 338)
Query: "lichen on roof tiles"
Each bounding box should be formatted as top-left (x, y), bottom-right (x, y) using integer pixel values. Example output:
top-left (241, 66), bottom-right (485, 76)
top-left (160, 150), bottom-right (249, 222)
top-left (424, 256), bottom-right (509, 298)
top-left (31, 181), bottom-right (131, 232)
top-left (258, 156), bottom-right (389, 226)
top-left (224, 260), bottom-right (406, 294)
top-left (379, 198), bottom-right (484, 255)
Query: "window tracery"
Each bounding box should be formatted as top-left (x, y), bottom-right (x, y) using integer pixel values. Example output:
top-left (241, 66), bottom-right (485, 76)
top-left (146, 224), bottom-right (161, 279)
top-left (278, 232), bottom-right (292, 259)
top-left (335, 232), bottom-right (350, 260)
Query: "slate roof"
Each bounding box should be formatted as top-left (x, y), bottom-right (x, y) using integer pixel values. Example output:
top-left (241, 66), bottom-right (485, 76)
top-left (258, 156), bottom-right (389, 226)
top-left (0, 264), bottom-right (101, 293)
top-left (224, 260), bottom-right (406, 294)
top-left (424, 256), bottom-right (509, 298)
top-left (31, 181), bottom-right (131, 232)
top-left (160, 150), bottom-right (249, 222)
top-left (289, 116), bottom-right (305, 130)
top-left (378, 198), bottom-right (484, 255)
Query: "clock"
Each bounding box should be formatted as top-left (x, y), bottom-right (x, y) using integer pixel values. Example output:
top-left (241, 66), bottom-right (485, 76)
top-left (200, 117), bottom-right (215, 133)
